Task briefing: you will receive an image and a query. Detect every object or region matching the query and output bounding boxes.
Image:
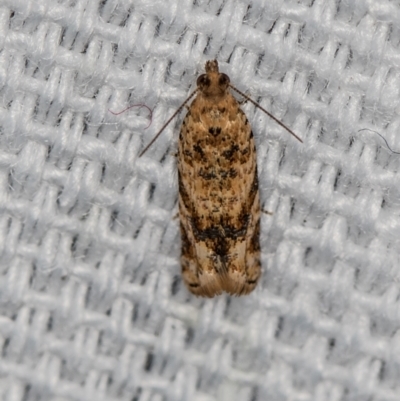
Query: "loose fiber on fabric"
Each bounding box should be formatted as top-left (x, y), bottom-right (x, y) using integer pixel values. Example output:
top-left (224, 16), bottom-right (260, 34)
top-left (1, 0), bottom-right (400, 400)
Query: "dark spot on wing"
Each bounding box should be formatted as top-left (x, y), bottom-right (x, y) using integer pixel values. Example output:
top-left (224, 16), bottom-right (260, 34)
top-left (208, 127), bottom-right (222, 136)
top-left (199, 168), bottom-right (216, 180)
top-left (222, 144), bottom-right (240, 161)
top-left (193, 144), bottom-right (205, 158)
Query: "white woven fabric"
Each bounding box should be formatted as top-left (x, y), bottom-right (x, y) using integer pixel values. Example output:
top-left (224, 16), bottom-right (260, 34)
top-left (1, 0), bottom-right (400, 400)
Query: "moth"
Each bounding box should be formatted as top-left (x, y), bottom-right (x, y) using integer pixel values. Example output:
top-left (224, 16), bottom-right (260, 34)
top-left (140, 60), bottom-right (302, 297)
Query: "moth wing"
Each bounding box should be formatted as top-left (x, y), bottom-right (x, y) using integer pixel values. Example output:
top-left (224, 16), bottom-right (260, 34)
top-left (180, 206), bottom-right (261, 298)
top-left (180, 218), bottom-right (224, 297)
top-left (178, 89), bottom-right (261, 297)
top-left (180, 191), bottom-right (260, 297)
top-left (220, 186), bottom-right (261, 296)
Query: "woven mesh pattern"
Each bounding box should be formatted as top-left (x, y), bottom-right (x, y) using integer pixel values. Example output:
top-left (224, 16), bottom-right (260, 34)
top-left (1, 0), bottom-right (400, 400)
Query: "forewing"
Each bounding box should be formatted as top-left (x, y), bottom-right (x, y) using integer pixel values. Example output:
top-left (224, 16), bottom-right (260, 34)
top-left (178, 94), bottom-right (261, 297)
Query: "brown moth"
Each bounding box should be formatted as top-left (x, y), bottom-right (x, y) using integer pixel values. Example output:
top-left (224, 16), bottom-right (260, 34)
top-left (140, 60), bottom-right (301, 297)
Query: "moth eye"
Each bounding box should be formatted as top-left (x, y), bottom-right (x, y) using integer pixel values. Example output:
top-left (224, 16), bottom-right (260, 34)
top-left (219, 73), bottom-right (230, 86)
top-left (197, 74), bottom-right (210, 87)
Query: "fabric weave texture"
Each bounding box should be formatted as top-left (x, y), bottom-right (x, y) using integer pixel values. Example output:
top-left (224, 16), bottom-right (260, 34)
top-left (1, 0), bottom-right (400, 400)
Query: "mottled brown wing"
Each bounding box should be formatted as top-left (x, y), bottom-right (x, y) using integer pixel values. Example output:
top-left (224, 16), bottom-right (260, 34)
top-left (178, 93), bottom-right (261, 297)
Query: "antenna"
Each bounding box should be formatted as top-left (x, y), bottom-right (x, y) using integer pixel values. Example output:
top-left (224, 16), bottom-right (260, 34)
top-left (229, 84), bottom-right (303, 143)
top-left (139, 90), bottom-right (197, 157)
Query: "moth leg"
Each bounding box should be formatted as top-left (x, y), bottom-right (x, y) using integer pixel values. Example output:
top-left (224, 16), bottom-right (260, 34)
top-left (238, 91), bottom-right (251, 105)
top-left (262, 209), bottom-right (273, 215)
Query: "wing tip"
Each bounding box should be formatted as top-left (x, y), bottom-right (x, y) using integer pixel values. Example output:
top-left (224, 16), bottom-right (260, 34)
top-left (183, 270), bottom-right (260, 298)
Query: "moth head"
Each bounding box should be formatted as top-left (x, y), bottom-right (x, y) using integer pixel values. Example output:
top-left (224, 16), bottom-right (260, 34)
top-left (197, 67), bottom-right (230, 97)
